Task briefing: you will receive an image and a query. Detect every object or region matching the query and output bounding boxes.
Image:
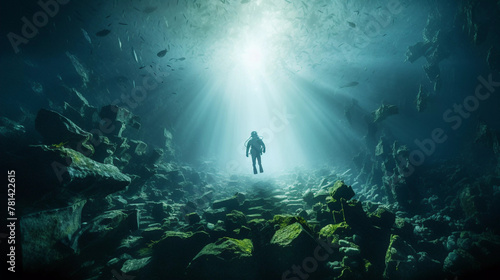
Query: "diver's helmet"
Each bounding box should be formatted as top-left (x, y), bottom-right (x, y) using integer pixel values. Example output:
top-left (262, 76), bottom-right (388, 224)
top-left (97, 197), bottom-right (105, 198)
top-left (251, 131), bottom-right (258, 137)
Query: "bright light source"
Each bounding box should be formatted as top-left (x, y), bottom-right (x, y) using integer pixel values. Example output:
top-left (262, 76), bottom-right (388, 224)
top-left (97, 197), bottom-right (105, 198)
top-left (239, 41), bottom-right (266, 72)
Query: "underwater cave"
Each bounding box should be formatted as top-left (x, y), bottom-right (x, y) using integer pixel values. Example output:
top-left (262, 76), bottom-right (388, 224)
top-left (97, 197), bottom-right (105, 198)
top-left (1, 0), bottom-right (500, 279)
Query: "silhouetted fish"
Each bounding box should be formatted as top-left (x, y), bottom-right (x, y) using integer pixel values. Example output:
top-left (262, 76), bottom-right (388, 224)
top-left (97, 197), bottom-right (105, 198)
top-left (143, 6), bottom-right (158, 13)
top-left (81, 28), bottom-right (91, 44)
top-left (157, 49), bottom-right (167, 57)
top-left (347, 21), bottom-right (356, 28)
top-left (96, 29), bottom-right (111, 37)
top-left (340, 81), bottom-right (359, 88)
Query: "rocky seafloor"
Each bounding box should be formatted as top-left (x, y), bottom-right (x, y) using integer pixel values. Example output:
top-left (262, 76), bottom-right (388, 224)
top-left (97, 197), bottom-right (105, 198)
top-left (1, 85), bottom-right (500, 280)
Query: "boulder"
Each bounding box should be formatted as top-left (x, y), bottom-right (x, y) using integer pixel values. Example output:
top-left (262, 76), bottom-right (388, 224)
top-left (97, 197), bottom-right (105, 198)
top-left (302, 189), bottom-right (315, 205)
top-left (147, 231), bottom-right (210, 278)
top-left (79, 210), bottom-right (139, 251)
top-left (141, 227), bottom-right (164, 242)
top-left (61, 87), bottom-right (99, 130)
top-left (383, 234), bottom-right (417, 280)
top-left (330, 180), bottom-right (355, 201)
top-left (443, 249), bottom-right (479, 275)
top-left (186, 237), bottom-right (256, 280)
top-left (369, 207), bottom-right (396, 229)
top-left (35, 108), bottom-right (93, 154)
top-left (91, 135), bottom-right (116, 163)
top-left (319, 222), bottom-right (352, 239)
top-left (332, 199), bottom-right (367, 228)
top-left (212, 195), bottom-right (241, 211)
top-left (121, 257), bottom-right (152, 274)
top-left (20, 200), bottom-right (87, 270)
top-left (99, 105), bottom-right (141, 137)
top-left (17, 145), bottom-right (130, 214)
top-left (185, 212), bottom-right (201, 225)
top-left (268, 223), bottom-right (318, 274)
top-left (225, 210), bottom-right (247, 232)
top-left (34, 145), bottom-right (130, 195)
top-left (272, 214), bottom-right (311, 231)
top-left (203, 208), bottom-right (227, 223)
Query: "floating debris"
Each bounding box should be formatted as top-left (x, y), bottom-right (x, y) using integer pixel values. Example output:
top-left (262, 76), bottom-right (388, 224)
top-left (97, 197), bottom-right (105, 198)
top-left (339, 81), bottom-right (359, 88)
top-left (416, 84), bottom-right (430, 112)
top-left (132, 47), bottom-right (138, 63)
top-left (95, 29), bottom-right (111, 37)
top-left (81, 28), bottom-right (91, 44)
top-left (372, 104), bottom-right (398, 123)
top-left (65, 52), bottom-right (89, 87)
top-left (157, 49), bottom-right (168, 57)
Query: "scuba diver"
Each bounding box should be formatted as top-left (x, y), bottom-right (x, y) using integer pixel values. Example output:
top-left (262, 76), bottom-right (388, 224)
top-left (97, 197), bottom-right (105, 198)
top-left (245, 131), bottom-right (266, 174)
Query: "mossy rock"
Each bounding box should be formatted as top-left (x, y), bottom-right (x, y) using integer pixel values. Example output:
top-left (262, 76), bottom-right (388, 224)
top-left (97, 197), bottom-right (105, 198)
top-left (270, 223), bottom-right (304, 246)
top-left (185, 212), bottom-right (201, 225)
top-left (383, 234), bottom-right (417, 279)
top-left (392, 217), bottom-right (414, 238)
top-left (233, 225), bottom-right (251, 239)
top-left (369, 207), bottom-right (395, 229)
top-left (248, 218), bottom-right (267, 230)
top-left (212, 195), bottom-right (241, 210)
top-left (225, 210), bottom-right (247, 231)
top-left (330, 180), bottom-right (355, 201)
top-left (320, 222), bottom-right (351, 239)
top-left (338, 266), bottom-right (355, 280)
top-left (272, 214), bottom-right (310, 230)
top-left (186, 237), bottom-right (256, 280)
top-left (268, 223), bottom-right (319, 276)
top-left (141, 227), bottom-right (164, 242)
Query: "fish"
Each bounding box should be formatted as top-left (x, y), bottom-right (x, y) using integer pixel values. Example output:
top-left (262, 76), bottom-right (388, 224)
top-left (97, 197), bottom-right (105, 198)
top-left (118, 37), bottom-right (122, 50)
top-left (157, 49), bottom-right (168, 57)
top-left (178, 57), bottom-right (186, 61)
top-left (132, 47), bottom-right (138, 63)
top-left (339, 81), bottom-right (359, 88)
top-left (118, 22), bottom-right (128, 25)
top-left (143, 6), bottom-right (158, 13)
top-left (96, 29), bottom-right (111, 37)
top-left (139, 66), bottom-right (146, 69)
top-left (347, 21), bottom-right (356, 28)
top-left (81, 28), bottom-right (91, 44)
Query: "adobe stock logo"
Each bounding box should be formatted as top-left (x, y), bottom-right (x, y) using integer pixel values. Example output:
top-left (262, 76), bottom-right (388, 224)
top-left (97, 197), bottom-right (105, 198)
top-left (7, 0), bottom-right (70, 54)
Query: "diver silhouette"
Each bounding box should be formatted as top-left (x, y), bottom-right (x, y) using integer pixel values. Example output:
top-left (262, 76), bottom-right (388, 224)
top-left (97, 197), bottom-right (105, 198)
top-left (245, 131), bottom-right (266, 174)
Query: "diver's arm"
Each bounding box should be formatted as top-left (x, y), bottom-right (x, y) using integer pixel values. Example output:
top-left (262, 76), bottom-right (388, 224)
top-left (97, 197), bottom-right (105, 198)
top-left (261, 141), bottom-right (266, 153)
top-left (246, 142), bottom-right (250, 157)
